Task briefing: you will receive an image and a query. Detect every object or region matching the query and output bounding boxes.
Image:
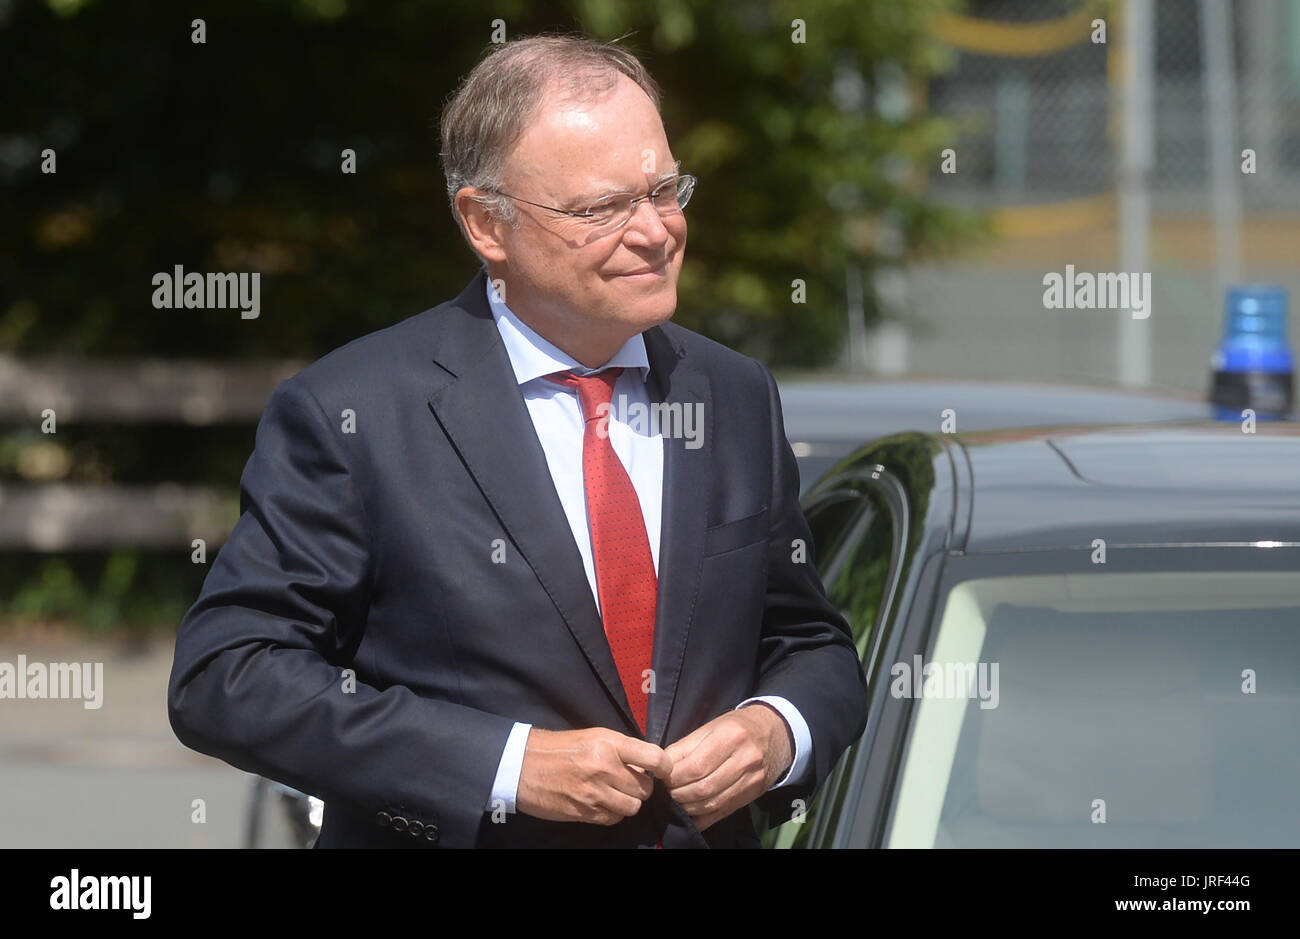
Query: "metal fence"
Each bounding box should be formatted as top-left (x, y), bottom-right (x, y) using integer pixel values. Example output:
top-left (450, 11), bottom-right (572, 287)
top-left (880, 0), bottom-right (1300, 392)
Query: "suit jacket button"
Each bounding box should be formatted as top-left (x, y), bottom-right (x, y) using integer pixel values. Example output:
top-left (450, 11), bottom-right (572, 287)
top-left (424, 825), bottom-right (439, 843)
top-left (376, 811), bottom-right (392, 827)
top-left (407, 820), bottom-right (424, 836)
top-left (391, 815), bottom-right (409, 833)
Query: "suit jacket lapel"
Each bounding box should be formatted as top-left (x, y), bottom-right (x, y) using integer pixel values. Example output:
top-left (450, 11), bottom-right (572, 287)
top-left (641, 325), bottom-right (711, 747)
top-left (424, 271), bottom-right (638, 732)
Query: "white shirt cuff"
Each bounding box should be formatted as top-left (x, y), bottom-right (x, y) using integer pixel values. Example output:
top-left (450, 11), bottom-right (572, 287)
top-left (735, 695), bottom-right (811, 789)
top-left (486, 721), bottom-right (533, 814)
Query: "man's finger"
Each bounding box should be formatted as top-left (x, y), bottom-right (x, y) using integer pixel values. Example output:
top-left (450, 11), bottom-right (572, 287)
top-left (692, 807), bottom-right (731, 833)
top-left (613, 763), bottom-right (657, 801)
top-left (675, 766), bottom-right (753, 820)
top-left (669, 750), bottom-right (746, 806)
top-left (615, 736), bottom-right (673, 778)
top-left (662, 722), bottom-right (712, 763)
top-left (665, 730), bottom-right (731, 788)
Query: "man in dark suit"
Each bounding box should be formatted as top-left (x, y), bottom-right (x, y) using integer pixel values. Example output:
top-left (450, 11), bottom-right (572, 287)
top-left (168, 34), bottom-right (868, 848)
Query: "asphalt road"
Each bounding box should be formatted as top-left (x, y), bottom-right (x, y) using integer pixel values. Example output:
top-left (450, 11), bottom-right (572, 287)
top-left (0, 632), bottom-right (299, 848)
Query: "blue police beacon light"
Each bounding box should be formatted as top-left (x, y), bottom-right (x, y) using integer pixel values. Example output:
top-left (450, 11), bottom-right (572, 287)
top-left (1209, 285), bottom-right (1294, 420)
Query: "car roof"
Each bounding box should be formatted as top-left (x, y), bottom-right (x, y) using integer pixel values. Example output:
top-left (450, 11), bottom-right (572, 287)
top-left (776, 376), bottom-right (1229, 494)
top-left (955, 422), bottom-right (1300, 551)
top-left (776, 377), bottom-right (1216, 445)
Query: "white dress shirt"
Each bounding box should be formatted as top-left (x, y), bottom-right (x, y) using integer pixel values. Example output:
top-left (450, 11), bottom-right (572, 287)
top-left (483, 279), bottom-right (812, 814)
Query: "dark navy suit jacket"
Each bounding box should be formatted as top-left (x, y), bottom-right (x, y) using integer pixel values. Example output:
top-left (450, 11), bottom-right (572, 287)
top-left (167, 270), bottom-right (869, 847)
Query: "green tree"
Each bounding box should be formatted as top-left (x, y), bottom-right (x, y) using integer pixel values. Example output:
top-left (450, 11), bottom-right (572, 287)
top-left (1, 0), bottom-right (978, 367)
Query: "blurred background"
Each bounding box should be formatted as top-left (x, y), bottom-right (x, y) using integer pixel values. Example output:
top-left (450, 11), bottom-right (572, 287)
top-left (1, 0), bottom-right (1296, 846)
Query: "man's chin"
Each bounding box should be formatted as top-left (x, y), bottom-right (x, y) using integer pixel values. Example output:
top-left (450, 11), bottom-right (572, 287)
top-left (599, 284), bottom-right (676, 324)
top-left (629, 298), bottom-right (677, 332)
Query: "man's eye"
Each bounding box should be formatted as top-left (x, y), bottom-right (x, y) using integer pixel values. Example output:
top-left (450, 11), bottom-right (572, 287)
top-left (651, 181), bottom-right (679, 206)
top-left (585, 198), bottom-right (627, 219)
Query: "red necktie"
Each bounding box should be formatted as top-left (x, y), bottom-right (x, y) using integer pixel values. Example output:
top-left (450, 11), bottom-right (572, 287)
top-left (546, 367), bottom-right (657, 734)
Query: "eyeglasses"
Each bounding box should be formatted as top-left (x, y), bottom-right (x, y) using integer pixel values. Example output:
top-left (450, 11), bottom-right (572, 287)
top-left (485, 173), bottom-right (697, 237)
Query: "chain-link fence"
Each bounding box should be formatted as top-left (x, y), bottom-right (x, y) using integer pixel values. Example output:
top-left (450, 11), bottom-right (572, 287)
top-left (889, 0), bottom-right (1300, 393)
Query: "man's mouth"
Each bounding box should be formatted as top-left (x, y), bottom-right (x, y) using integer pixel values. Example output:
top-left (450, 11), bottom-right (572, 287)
top-left (618, 263), bottom-right (668, 278)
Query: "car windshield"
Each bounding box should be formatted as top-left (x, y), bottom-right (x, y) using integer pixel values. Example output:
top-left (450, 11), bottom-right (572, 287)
top-left (886, 568), bottom-right (1300, 848)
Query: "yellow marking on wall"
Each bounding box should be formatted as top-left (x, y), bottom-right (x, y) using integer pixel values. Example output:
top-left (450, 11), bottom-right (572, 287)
top-left (991, 193), bottom-right (1116, 238)
top-left (934, 4), bottom-right (1103, 58)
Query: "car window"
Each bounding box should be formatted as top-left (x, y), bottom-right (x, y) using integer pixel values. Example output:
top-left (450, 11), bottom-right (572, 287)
top-left (822, 491), bottom-right (897, 655)
top-left (768, 482), bottom-right (901, 847)
top-left (885, 569), bottom-right (1300, 848)
top-left (804, 492), bottom-right (870, 576)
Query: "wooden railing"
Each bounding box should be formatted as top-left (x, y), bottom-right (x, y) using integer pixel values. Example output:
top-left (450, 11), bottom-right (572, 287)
top-left (0, 355), bottom-right (304, 550)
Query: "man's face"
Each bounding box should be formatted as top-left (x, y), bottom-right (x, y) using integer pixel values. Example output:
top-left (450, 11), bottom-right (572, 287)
top-left (484, 72), bottom-right (687, 356)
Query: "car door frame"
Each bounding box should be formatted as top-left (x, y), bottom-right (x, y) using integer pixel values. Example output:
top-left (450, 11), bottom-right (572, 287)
top-left (815, 436), bottom-right (969, 848)
top-left (791, 463), bottom-right (912, 847)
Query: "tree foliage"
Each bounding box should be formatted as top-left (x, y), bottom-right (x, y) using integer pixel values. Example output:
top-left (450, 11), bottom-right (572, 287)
top-left (1, 0), bottom-right (977, 366)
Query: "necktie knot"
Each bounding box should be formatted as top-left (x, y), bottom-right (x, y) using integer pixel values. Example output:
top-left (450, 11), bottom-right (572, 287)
top-left (546, 367), bottom-right (622, 422)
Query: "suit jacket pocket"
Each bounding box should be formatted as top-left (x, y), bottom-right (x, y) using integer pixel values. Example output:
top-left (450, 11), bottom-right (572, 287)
top-left (701, 507), bottom-right (768, 557)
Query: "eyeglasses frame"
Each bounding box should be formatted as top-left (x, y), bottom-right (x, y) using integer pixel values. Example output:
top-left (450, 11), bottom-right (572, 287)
top-left (482, 173), bottom-right (697, 233)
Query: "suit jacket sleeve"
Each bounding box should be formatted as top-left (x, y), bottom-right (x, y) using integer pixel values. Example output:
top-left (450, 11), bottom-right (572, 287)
top-left (167, 376), bottom-right (516, 848)
top-left (746, 359), bottom-right (870, 827)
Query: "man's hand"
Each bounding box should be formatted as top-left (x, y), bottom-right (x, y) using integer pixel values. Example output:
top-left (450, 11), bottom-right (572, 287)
top-left (663, 703), bottom-right (794, 831)
top-left (515, 727), bottom-right (674, 825)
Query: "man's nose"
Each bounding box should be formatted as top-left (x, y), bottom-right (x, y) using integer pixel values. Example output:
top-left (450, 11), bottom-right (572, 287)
top-left (622, 197), bottom-right (670, 244)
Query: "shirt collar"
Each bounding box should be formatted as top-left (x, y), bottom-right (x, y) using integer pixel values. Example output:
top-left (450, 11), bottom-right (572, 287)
top-left (486, 277), bottom-right (651, 386)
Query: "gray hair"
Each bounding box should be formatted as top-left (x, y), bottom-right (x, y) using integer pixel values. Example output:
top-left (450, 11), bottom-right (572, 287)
top-left (438, 34), bottom-right (662, 252)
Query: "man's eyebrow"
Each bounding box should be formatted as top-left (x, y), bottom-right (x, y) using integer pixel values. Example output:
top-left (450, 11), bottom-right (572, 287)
top-left (650, 161), bottom-right (682, 182)
top-left (564, 162), bottom-right (682, 208)
top-left (648, 161), bottom-right (683, 187)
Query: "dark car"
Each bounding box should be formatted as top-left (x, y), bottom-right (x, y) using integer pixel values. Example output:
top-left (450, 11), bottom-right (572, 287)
top-left (776, 377), bottom-right (1219, 489)
top-left (764, 419), bottom-right (1300, 848)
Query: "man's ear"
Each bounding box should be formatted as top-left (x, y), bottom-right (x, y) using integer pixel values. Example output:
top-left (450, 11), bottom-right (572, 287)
top-left (455, 189), bottom-right (508, 264)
